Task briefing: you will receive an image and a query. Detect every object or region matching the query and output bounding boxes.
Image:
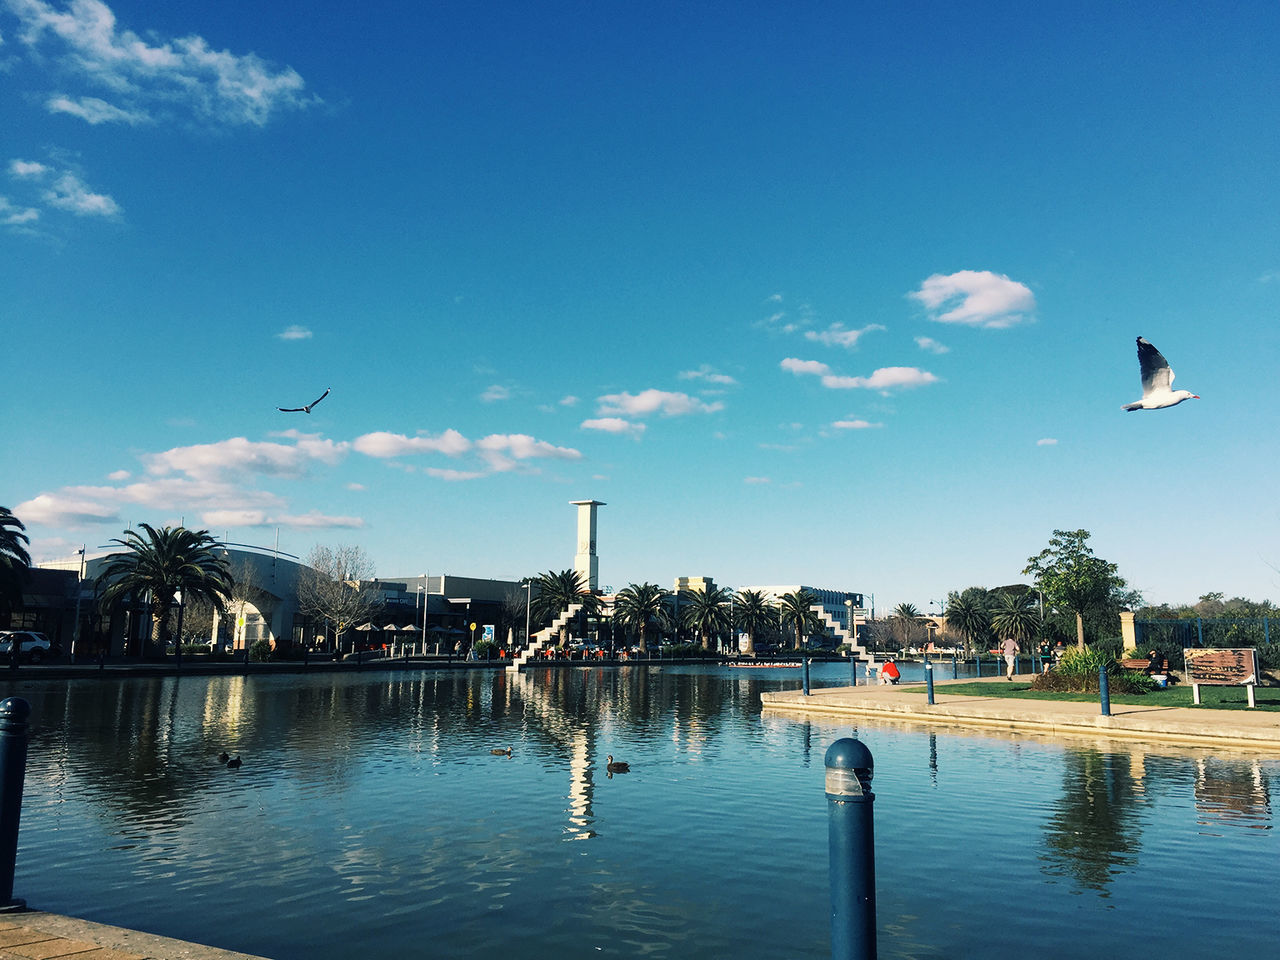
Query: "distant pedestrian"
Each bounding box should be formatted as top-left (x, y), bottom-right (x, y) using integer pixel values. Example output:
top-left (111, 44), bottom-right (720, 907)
top-left (1001, 636), bottom-right (1018, 680)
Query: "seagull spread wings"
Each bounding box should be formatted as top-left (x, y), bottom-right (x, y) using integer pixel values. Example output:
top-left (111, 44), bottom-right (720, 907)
top-left (278, 387), bottom-right (330, 413)
top-left (1122, 338), bottom-right (1199, 411)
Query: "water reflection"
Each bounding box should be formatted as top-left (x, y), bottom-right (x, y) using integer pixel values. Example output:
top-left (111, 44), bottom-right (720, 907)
top-left (4, 667), bottom-right (1278, 960)
top-left (1195, 757), bottom-right (1272, 832)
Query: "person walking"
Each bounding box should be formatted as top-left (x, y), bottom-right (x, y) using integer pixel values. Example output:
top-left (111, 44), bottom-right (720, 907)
top-left (1001, 635), bottom-right (1018, 680)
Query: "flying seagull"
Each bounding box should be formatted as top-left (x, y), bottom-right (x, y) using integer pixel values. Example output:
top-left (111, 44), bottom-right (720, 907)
top-left (278, 387), bottom-right (330, 414)
top-left (1122, 338), bottom-right (1199, 411)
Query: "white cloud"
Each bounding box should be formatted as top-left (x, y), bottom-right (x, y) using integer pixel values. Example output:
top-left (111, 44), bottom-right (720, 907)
top-left (7, 0), bottom-right (316, 126)
top-left (820, 367), bottom-right (939, 391)
top-left (8, 159), bottom-right (48, 178)
top-left (106, 469), bottom-right (130, 481)
top-left (480, 384), bottom-right (510, 402)
top-left (678, 364), bottom-right (737, 386)
top-left (832, 419), bottom-right (884, 430)
top-left (352, 429), bottom-right (471, 459)
top-left (144, 435), bottom-right (347, 480)
top-left (595, 389), bottom-right (723, 418)
top-left (581, 418), bottom-right (646, 436)
top-left (43, 171), bottom-right (119, 216)
top-left (914, 336), bottom-right (950, 354)
top-left (559, 395), bottom-right (579, 407)
top-left (475, 433), bottom-right (582, 472)
top-left (804, 323), bottom-right (885, 349)
top-left (780, 357), bottom-right (831, 377)
top-left (45, 93), bottom-right (149, 124)
top-left (345, 482), bottom-right (365, 491)
top-left (425, 467), bottom-right (487, 482)
top-left (1036, 438), bottom-right (1059, 446)
top-left (16, 476), bottom-right (286, 527)
top-left (200, 508), bottom-right (363, 529)
top-left (909, 270), bottom-right (1036, 328)
top-left (14, 491), bottom-right (120, 525)
top-left (276, 325), bottom-right (312, 341)
top-left (743, 476), bottom-right (771, 484)
top-left (0, 197), bottom-right (39, 226)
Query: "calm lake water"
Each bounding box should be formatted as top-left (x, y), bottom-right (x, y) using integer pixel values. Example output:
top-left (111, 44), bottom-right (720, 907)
top-left (4, 663), bottom-right (1277, 959)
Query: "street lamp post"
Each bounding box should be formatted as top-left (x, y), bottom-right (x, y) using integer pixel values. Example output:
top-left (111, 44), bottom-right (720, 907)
top-left (523, 580), bottom-right (533, 652)
top-left (71, 546), bottom-right (86, 664)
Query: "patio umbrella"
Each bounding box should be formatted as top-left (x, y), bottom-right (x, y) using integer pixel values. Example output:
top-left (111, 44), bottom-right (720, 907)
top-left (383, 624), bottom-right (400, 632)
top-left (355, 623), bottom-right (375, 632)
top-left (399, 624), bottom-right (420, 633)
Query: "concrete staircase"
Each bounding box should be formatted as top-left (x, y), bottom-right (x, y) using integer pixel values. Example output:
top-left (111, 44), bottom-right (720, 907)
top-left (812, 604), bottom-right (874, 665)
top-left (507, 603), bottom-right (583, 672)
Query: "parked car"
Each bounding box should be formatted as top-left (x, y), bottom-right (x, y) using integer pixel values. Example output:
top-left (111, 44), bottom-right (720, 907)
top-left (0, 631), bottom-right (61, 663)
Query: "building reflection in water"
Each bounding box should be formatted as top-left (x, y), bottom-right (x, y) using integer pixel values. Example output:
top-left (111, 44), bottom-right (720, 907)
top-left (1194, 756), bottom-right (1272, 832)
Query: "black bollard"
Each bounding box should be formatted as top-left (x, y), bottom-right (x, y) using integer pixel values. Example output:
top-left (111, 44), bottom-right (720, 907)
top-left (826, 737), bottom-right (877, 960)
top-left (0, 698), bottom-right (30, 911)
top-left (803, 657), bottom-right (811, 696)
top-left (951, 653), bottom-right (957, 680)
top-left (1099, 663), bottom-right (1111, 717)
top-left (925, 661), bottom-right (935, 705)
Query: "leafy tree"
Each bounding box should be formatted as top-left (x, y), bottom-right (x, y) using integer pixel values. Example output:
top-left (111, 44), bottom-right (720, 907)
top-left (97, 525), bottom-right (234, 656)
top-left (733, 589), bottom-right (774, 656)
top-left (0, 507), bottom-right (31, 618)
top-left (990, 589), bottom-right (1040, 650)
top-left (944, 589), bottom-right (990, 653)
top-left (530, 568), bottom-right (599, 647)
top-left (778, 589), bottom-right (824, 650)
top-left (296, 544), bottom-right (385, 652)
top-left (679, 586), bottom-right (733, 651)
top-left (1023, 529), bottom-right (1138, 650)
top-left (612, 582), bottom-right (672, 653)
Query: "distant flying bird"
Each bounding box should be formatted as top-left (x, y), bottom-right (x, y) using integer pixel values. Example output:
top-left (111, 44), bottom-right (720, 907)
top-left (278, 388), bottom-right (330, 413)
top-left (1123, 338), bottom-right (1199, 411)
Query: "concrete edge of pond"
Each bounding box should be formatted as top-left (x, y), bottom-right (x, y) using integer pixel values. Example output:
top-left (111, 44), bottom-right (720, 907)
top-left (0, 910), bottom-right (272, 960)
top-left (761, 676), bottom-right (1280, 751)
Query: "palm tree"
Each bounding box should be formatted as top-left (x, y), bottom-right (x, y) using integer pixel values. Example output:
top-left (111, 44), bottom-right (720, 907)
top-left (890, 602), bottom-right (929, 652)
top-left (943, 590), bottom-right (989, 654)
top-left (989, 589), bottom-right (1039, 651)
top-left (778, 589), bottom-right (824, 650)
top-left (679, 586), bottom-right (733, 651)
top-left (530, 569), bottom-right (599, 648)
top-left (733, 589), bottom-right (773, 657)
top-left (0, 507), bottom-right (31, 618)
top-left (96, 525), bottom-right (234, 656)
top-left (612, 582), bottom-right (672, 653)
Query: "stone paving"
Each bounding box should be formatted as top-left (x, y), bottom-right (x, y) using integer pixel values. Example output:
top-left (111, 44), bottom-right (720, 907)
top-left (760, 674), bottom-right (1280, 750)
top-left (0, 914), bottom-right (268, 960)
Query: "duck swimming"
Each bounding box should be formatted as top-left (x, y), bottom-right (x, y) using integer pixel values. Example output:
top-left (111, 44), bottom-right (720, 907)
top-left (605, 755), bottom-right (629, 773)
top-left (218, 752), bottom-right (229, 764)
top-left (226, 755), bottom-right (242, 769)
top-left (490, 747), bottom-right (512, 756)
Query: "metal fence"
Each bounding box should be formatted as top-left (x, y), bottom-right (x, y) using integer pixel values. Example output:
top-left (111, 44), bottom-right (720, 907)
top-left (1136, 617), bottom-right (1277, 668)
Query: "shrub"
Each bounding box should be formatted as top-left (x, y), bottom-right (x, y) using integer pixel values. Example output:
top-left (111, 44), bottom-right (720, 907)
top-left (1031, 645), bottom-right (1154, 694)
top-left (249, 639), bottom-right (273, 662)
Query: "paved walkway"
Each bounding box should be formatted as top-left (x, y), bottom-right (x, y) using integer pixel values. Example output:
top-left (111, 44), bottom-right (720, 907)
top-left (760, 675), bottom-right (1280, 750)
top-left (0, 912), bottom-right (268, 960)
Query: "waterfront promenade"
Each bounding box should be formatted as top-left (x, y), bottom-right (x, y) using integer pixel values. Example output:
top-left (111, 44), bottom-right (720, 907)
top-left (762, 673), bottom-right (1280, 750)
top-left (0, 912), bottom-right (267, 960)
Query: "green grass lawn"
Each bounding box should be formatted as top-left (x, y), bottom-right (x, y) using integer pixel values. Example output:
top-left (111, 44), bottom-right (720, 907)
top-left (910, 681), bottom-right (1280, 711)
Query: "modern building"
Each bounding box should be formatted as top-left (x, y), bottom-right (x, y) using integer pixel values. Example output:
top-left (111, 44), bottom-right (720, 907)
top-left (735, 584), bottom-right (865, 630)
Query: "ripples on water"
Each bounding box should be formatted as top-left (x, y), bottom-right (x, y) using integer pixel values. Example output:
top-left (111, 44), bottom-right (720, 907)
top-left (4, 663), bottom-right (1277, 959)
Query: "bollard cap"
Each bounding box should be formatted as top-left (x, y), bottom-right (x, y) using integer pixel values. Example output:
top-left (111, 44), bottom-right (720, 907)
top-left (0, 698), bottom-right (30, 728)
top-left (824, 736), bottom-right (873, 798)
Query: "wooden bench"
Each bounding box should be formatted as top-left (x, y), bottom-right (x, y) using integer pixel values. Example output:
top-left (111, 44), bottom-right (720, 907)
top-left (1120, 656), bottom-right (1169, 675)
top-left (1183, 647), bottom-right (1260, 708)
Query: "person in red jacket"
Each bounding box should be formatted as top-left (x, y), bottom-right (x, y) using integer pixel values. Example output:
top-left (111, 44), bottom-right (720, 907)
top-left (879, 660), bottom-right (901, 685)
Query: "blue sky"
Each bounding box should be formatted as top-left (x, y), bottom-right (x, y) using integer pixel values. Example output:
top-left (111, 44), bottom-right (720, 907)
top-left (4, 0), bottom-right (1278, 611)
